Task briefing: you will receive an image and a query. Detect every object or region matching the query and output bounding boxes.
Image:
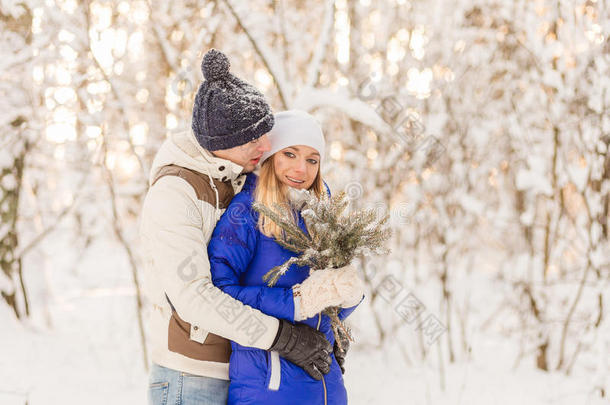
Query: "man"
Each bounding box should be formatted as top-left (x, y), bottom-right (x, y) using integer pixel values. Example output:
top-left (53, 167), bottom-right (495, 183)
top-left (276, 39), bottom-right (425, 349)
top-left (139, 49), bottom-right (333, 405)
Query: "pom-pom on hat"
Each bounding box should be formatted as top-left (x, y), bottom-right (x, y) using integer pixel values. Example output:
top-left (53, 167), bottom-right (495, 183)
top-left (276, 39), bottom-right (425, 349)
top-left (191, 49), bottom-right (274, 151)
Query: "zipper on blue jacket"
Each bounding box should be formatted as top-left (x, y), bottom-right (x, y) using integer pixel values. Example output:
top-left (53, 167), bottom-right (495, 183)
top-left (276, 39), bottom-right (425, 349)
top-left (317, 313), bottom-right (328, 405)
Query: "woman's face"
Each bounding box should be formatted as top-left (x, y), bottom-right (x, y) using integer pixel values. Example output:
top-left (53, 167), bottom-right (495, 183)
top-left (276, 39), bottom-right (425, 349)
top-left (273, 145), bottom-right (320, 190)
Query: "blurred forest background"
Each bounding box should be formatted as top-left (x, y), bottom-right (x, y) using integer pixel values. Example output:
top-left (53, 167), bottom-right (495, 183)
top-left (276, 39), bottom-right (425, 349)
top-left (1, 0), bottom-right (608, 403)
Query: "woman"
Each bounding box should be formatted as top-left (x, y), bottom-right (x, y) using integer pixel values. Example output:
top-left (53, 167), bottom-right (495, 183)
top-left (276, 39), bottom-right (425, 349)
top-left (208, 110), bottom-right (365, 405)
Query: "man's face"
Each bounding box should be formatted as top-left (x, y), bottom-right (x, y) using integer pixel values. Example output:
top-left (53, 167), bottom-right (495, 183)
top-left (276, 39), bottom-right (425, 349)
top-left (212, 134), bottom-right (271, 173)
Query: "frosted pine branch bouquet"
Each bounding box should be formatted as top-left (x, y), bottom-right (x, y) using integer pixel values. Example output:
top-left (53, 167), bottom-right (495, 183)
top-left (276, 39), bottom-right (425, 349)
top-left (252, 187), bottom-right (391, 347)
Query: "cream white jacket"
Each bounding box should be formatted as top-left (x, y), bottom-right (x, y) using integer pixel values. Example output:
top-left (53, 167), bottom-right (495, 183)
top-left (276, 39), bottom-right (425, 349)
top-left (139, 130), bottom-right (279, 379)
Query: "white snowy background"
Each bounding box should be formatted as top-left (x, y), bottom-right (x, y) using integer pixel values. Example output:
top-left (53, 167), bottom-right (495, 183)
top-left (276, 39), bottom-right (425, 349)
top-left (1, 0), bottom-right (609, 404)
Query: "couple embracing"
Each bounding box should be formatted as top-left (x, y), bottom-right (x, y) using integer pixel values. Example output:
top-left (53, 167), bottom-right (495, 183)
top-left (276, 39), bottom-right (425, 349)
top-left (139, 49), bottom-right (365, 405)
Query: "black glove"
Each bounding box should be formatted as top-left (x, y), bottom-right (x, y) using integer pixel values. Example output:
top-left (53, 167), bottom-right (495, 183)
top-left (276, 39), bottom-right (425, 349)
top-left (269, 319), bottom-right (333, 380)
top-left (333, 333), bottom-right (350, 374)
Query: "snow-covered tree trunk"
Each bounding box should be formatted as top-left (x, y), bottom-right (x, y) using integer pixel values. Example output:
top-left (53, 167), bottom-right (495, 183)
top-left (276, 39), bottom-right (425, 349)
top-left (0, 135), bottom-right (30, 319)
top-left (0, 1), bottom-right (35, 319)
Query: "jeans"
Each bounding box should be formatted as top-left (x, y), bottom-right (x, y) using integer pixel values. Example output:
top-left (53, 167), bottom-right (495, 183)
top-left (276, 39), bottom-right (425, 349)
top-left (148, 363), bottom-right (230, 405)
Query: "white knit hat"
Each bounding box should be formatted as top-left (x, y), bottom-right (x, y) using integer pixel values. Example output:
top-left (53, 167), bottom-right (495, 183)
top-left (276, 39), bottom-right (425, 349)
top-left (260, 110), bottom-right (325, 164)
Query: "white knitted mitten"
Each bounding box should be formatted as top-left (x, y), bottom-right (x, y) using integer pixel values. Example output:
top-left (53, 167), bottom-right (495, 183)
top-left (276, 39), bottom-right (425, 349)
top-left (333, 265), bottom-right (365, 308)
top-left (293, 265), bottom-right (365, 321)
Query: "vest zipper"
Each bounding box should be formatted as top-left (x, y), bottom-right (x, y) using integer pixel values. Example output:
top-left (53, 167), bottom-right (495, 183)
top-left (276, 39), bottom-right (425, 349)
top-left (317, 313), bottom-right (327, 405)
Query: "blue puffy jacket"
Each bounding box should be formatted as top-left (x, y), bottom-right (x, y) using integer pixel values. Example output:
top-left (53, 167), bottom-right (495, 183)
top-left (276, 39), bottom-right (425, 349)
top-left (208, 173), bottom-right (361, 405)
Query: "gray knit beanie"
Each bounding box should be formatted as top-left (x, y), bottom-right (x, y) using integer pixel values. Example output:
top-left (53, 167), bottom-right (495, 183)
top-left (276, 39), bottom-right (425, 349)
top-left (191, 49), bottom-right (275, 151)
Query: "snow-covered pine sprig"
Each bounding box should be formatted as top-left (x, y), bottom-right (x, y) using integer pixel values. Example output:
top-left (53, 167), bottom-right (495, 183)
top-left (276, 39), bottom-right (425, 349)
top-left (252, 187), bottom-right (392, 348)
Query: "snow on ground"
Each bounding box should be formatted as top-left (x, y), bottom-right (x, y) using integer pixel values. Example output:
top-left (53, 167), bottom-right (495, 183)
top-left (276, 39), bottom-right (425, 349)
top-left (0, 235), bottom-right (605, 404)
top-left (345, 339), bottom-right (606, 405)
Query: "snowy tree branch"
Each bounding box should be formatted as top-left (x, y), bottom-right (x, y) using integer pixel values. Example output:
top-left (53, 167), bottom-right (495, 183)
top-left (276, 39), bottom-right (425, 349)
top-left (221, 0), bottom-right (289, 108)
top-left (305, 0), bottom-right (334, 89)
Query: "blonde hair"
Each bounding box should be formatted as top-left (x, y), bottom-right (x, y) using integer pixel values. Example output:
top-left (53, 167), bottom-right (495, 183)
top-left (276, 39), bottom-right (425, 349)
top-left (254, 154), bottom-right (324, 239)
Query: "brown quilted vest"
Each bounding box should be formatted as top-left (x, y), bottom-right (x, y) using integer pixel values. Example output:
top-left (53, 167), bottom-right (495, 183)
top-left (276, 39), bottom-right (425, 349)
top-left (152, 164), bottom-right (237, 363)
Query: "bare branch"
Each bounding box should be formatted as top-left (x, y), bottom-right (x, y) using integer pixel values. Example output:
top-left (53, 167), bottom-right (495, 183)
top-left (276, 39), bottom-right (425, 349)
top-left (220, 0), bottom-right (289, 109)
